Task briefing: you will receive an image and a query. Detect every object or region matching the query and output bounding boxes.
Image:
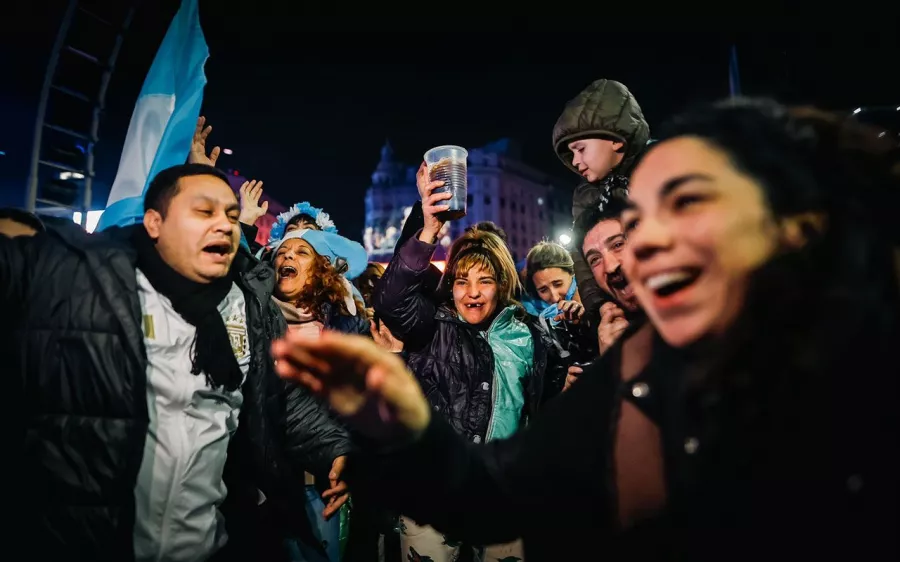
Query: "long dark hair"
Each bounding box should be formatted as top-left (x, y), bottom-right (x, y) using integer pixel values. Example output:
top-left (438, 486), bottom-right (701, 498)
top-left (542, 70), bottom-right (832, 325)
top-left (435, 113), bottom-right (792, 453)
top-left (649, 98), bottom-right (900, 379)
top-left (651, 98), bottom-right (900, 559)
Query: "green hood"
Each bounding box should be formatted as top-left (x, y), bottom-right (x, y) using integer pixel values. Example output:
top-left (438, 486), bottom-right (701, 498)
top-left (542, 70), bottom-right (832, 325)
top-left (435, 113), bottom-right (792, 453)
top-left (552, 79), bottom-right (650, 178)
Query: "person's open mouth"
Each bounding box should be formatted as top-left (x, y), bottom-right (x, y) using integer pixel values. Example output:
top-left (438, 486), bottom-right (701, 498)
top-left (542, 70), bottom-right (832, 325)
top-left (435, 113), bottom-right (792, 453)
top-left (644, 268), bottom-right (702, 298)
top-left (278, 265), bottom-right (298, 278)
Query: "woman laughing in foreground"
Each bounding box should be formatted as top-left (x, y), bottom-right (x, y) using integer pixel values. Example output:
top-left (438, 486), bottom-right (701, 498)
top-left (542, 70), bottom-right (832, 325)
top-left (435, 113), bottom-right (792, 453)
top-left (272, 99), bottom-right (899, 561)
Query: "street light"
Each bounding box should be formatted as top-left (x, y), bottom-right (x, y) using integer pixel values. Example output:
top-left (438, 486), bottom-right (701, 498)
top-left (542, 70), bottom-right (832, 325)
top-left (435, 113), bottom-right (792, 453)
top-left (558, 233), bottom-right (572, 246)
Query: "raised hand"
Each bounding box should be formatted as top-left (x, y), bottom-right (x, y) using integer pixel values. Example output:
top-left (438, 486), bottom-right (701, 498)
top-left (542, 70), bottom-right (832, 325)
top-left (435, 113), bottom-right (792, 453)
top-left (238, 180), bottom-right (269, 225)
top-left (272, 331), bottom-right (430, 441)
top-left (190, 116), bottom-right (221, 166)
top-left (416, 162), bottom-right (451, 243)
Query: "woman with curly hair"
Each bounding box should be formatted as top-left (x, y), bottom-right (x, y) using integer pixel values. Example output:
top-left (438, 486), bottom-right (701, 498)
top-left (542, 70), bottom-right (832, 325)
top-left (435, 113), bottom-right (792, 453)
top-left (267, 228), bottom-right (369, 562)
top-left (270, 230), bottom-right (368, 338)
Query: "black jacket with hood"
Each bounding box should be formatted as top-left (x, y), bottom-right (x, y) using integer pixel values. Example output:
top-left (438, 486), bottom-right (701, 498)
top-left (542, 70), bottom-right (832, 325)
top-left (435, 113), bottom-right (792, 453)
top-left (0, 225), bottom-right (352, 561)
top-left (552, 79), bottom-right (650, 318)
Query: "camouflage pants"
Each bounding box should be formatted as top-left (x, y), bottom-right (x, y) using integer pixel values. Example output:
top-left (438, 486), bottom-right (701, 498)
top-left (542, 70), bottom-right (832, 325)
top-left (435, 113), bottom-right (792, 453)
top-left (399, 515), bottom-right (524, 562)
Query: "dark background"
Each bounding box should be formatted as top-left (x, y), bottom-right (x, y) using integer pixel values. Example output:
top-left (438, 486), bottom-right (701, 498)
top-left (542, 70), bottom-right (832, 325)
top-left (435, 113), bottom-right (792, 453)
top-left (2, 2), bottom-right (898, 238)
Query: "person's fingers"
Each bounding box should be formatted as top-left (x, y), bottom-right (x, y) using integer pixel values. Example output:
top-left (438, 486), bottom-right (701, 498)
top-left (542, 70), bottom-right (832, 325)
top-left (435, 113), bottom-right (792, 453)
top-left (271, 339), bottom-right (333, 377)
top-left (321, 482), bottom-right (348, 501)
top-left (600, 302), bottom-right (617, 322)
top-left (274, 360), bottom-right (324, 394)
top-left (322, 492), bottom-right (349, 519)
top-left (425, 190), bottom-right (452, 204)
top-left (194, 116), bottom-right (206, 137)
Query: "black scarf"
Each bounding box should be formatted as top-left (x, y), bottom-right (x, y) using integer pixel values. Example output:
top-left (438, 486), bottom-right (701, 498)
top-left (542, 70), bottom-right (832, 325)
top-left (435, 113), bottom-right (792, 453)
top-left (132, 228), bottom-right (243, 391)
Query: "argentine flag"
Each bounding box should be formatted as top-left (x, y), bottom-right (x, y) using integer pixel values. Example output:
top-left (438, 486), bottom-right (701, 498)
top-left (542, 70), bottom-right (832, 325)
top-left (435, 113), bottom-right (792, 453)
top-left (96, 0), bottom-right (208, 231)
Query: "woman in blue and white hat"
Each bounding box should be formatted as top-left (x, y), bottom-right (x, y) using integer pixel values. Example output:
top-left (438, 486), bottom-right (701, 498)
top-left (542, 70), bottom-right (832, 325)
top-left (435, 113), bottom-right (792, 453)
top-left (267, 227), bottom-right (371, 562)
top-left (268, 228), bottom-right (369, 337)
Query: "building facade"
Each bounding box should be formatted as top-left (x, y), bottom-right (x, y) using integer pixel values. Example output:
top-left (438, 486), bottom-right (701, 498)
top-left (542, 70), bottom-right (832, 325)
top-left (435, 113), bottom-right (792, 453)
top-left (364, 140), bottom-right (573, 264)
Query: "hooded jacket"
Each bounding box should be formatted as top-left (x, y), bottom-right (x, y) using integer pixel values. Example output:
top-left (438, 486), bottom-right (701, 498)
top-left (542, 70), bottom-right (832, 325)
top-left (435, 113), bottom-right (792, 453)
top-left (552, 78), bottom-right (650, 184)
top-left (552, 79), bottom-right (650, 318)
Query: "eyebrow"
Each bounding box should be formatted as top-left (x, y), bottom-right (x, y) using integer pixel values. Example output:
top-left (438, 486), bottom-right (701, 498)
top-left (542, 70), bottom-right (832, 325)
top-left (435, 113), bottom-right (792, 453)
top-left (604, 233), bottom-right (625, 245)
top-left (659, 173), bottom-right (713, 198)
top-left (625, 173), bottom-right (714, 210)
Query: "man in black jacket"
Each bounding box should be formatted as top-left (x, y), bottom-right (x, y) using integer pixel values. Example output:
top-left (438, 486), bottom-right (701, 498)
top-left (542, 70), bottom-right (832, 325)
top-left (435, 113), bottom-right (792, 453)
top-left (1, 163), bottom-right (351, 562)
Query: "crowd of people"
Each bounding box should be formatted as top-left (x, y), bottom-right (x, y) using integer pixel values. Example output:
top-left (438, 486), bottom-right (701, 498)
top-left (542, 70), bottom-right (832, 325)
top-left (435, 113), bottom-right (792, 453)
top-left (2, 77), bottom-right (898, 562)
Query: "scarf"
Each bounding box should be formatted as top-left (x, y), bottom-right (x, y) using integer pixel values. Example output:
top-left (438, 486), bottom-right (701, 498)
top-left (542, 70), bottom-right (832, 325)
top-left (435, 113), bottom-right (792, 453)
top-left (522, 277), bottom-right (578, 327)
top-left (273, 297), bottom-right (323, 339)
top-left (132, 228), bottom-right (243, 391)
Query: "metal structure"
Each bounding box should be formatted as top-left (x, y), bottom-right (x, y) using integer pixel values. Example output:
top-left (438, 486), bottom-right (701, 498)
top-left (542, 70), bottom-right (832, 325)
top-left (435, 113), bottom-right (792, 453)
top-left (26, 0), bottom-right (139, 224)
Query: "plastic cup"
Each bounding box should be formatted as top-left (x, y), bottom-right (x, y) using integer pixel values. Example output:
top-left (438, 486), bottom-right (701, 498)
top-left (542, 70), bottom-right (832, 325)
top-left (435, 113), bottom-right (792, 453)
top-left (424, 145), bottom-right (468, 221)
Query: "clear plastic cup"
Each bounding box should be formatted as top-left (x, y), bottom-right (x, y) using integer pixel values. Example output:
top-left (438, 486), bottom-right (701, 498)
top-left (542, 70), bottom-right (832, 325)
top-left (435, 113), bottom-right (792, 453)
top-left (424, 145), bottom-right (468, 221)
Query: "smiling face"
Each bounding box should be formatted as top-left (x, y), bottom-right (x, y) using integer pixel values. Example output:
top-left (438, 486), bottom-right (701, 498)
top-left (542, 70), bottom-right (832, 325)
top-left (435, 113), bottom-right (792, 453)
top-left (582, 218), bottom-right (639, 311)
top-left (274, 238), bottom-right (317, 301)
top-left (568, 138), bottom-right (625, 182)
top-left (621, 136), bottom-right (781, 347)
top-left (452, 261), bottom-right (499, 326)
top-left (143, 174), bottom-right (241, 283)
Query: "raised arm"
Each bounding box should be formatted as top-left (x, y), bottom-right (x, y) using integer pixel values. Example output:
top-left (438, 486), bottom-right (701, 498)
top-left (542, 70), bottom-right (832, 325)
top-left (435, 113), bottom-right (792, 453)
top-left (372, 164), bottom-right (452, 349)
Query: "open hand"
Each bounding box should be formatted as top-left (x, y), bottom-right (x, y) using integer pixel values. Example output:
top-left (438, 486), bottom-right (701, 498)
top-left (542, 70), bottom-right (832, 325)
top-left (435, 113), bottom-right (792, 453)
top-left (190, 116), bottom-right (220, 166)
top-left (238, 180), bottom-right (269, 225)
top-left (272, 332), bottom-right (430, 441)
top-left (371, 319), bottom-right (403, 352)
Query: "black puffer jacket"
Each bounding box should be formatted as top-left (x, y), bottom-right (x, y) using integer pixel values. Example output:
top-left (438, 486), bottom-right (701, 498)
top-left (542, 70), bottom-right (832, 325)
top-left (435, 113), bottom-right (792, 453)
top-left (373, 235), bottom-right (552, 444)
top-left (1, 225), bottom-right (351, 561)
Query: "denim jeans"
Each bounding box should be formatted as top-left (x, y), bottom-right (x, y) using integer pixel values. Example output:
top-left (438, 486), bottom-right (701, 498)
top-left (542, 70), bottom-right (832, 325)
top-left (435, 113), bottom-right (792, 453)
top-left (286, 485), bottom-right (341, 562)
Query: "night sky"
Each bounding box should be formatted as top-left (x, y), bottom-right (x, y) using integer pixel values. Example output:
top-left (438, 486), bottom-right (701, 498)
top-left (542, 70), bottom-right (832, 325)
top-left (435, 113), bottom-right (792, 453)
top-left (2, 2), bottom-right (898, 238)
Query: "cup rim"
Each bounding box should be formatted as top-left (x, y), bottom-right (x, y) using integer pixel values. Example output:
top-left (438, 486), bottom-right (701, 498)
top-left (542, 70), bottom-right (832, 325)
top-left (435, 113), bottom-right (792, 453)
top-left (424, 145), bottom-right (469, 161)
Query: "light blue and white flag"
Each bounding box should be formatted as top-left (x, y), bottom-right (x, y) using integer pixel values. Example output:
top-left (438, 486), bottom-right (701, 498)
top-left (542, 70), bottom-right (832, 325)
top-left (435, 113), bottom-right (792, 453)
top-left (96, 0), bottom-right (208, 231)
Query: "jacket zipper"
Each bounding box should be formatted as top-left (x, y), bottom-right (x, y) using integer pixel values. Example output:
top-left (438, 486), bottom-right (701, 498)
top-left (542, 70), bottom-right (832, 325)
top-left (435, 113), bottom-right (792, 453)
top-left (482, 308), bottom-right (509, 442)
